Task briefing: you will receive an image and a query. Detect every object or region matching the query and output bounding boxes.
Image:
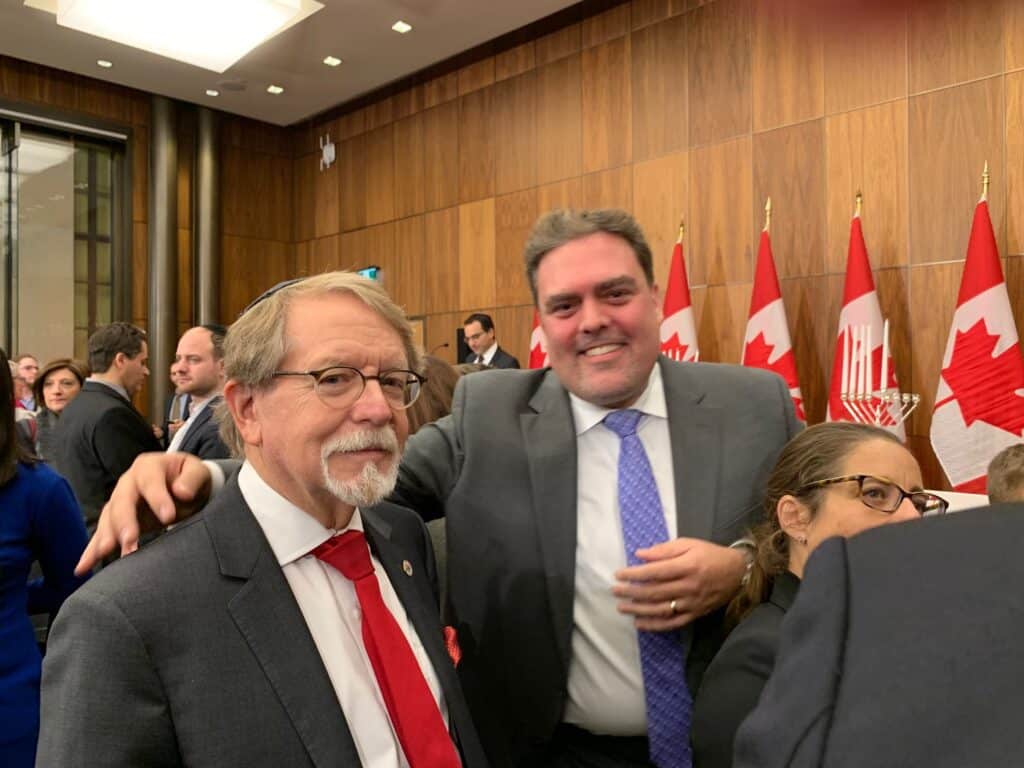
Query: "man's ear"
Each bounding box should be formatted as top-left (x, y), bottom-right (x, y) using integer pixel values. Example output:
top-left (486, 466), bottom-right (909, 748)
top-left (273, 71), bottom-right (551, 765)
top-left (777, 495), bottom-right (811, 541)
top-left (223, 379), bottom-right (260, 447)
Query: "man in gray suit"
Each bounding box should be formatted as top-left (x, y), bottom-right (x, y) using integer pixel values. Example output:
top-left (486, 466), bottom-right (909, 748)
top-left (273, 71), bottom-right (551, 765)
top-left (81, 210), bottom-right (800, 768)
top-left (39, 273), bottom-right (487, 767)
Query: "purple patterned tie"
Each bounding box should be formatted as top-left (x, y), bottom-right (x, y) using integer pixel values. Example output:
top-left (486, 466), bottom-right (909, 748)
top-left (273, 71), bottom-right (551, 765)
top-left (604, 409), bottom-right (693, 768)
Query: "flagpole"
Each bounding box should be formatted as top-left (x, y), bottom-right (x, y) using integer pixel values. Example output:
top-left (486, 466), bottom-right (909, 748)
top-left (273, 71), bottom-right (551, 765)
top-left (678, 217), bottom-right (685, 243)
top-left (854, 190), bottom-right (863, 218)
top-left (764, 197), bottom-right (771, 233)
top-left (982, 161), bottom-right (990, 202)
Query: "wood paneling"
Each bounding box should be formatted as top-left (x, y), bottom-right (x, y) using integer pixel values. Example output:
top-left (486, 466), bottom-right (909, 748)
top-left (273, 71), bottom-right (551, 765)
top-left (365, 97), bottom-right (394, 131)
top-left (582, 36), bottom-right (632, 173)
top-left (581, 166), bottom-right (633, 211)
top-left (494, 72), bottom-right (537, 195)
top-left (908, 0), bottom-right (1003, 94)
top-left (221, 148), bottom-right (292, 242)
top-left (394, 216), bottom-right (426, 317)
top-left (688, 0), bottom-right (752, 146)
top-left (313, 152), bottom-right (340, 238)
top-left (1007, 72), bottom-right (1024, 256)
top-left (424, 72), bottom-right (459, 108)
top-left (908, 262), bottom-right (963, 437)
top-left (293, 153), bottom-right (316, 242)
top-left (423, 102), bottom-right (460, 211)
top-left (339, 109), bottom-right (366, 140)
top-left (536, 54), bottom-right (583, 185)
top-left (694, 282), bottom-right (750, 363)
top-left (536, 23), bottom-right (582, 65)
top-left (582, 4), bottom-right (632, 47)
top-left (537, 178), bottom-right (584, 213)
top-left (780, 273), bottom-right (837, 424)
top-left (425, 311), bottom-right (464, 365)
top-left (340, 134), bottom-right (368, 232)
top-left (496, 42), bottom-right (536, 81)
top-left (495, 189), bottom-right (538, 306)
top-left (908, 78), bottom-right (1005, 266)
top-left (752, 0), bottom-right (823, 131)
top-left (394, 84), bottom-right (425, 119)
top-left (632, 151), bottom-right (688, 289)
top-left (132, 135), bottom-right (148, 223)
top-left (631, 0), bottom-right (687, 31)
top-left (689, 136), bottom-right (753, 285)
top-left (220, 236), bottom-right (292, 320)
top-left (133, 222), bottom-right (148, 321)
top-left (493, 304), bottom-right (537, 367)
top-left (752, 119), bottom-right (826, 279)
top-left (394, 114), bottom-right (426, 218)
top-left (424, 207), bottom-right (460, 314)
top-left (365, 125), bottom-right (396, 226)
top-left (631, 16), bottom-right (687, 162)
top-left (1008, 0), bottom-right (1024, 72)
top-left (825, 101), bottom-right (908, 271)
top-left (458, 58), bottom-right (496, 95)
top-left (458, 199), bottom-right (497, 310)
top-left (458, 87), bottom-right (496, 203)
top-left (823, 3), bottom-right (908, 114)
top-left (294, 241), bottom-right (312, 277)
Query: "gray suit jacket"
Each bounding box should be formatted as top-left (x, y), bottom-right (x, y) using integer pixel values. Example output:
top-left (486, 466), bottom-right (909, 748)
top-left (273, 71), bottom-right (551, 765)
top-left (37, 478), bottom-right (488, 767)
top-left (393, 357), bottom-right (801, 765)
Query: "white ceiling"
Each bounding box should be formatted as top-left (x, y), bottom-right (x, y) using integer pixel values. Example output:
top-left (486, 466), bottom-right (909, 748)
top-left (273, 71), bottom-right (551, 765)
top-left (0, 0), bottom-right (578, 126)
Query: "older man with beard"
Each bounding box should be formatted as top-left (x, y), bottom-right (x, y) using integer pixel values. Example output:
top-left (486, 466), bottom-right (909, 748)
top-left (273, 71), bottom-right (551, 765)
top-left (36, 273), bottom-right (487, 768)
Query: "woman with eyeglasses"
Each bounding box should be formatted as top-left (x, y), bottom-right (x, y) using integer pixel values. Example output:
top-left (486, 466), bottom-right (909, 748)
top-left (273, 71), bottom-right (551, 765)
top-left (690, 422), bottom-right (947, 768)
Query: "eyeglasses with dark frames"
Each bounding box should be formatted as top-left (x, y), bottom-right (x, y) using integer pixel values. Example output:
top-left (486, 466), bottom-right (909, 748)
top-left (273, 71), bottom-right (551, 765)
top-left (271, 366), bottom-right (426, 411)
top-left (798, 474), bottom-right (949, 517)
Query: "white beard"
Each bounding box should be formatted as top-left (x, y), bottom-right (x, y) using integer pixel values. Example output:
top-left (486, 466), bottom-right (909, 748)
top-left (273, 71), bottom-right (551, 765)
top-left (320, 427), bottom-right (400, 507)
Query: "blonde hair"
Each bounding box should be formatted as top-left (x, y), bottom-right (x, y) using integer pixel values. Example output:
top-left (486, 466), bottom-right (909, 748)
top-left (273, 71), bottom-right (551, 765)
top-left (217, 271), bottom-right (421, 455)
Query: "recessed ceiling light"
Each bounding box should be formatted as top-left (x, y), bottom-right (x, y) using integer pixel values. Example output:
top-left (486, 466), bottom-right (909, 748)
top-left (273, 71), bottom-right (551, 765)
top-left (392, 20), bottom-right (412, 34)
top-left (323, 55), bottom-right (342, 67)
top-left (205, 89), bottom-right (219, 97)
top-left (267, 84), bottom-right (284, 95)
top-left (96, 59), bottom-right (113, 68)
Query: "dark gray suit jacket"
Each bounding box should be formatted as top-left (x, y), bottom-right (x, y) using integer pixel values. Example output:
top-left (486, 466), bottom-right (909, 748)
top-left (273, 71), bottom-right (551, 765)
top-left (177, 396), bottom-right (231, 460)
top-left (393, 358), bottom-right (801, 766)
top-left (37, 478), bottom-right (488, 768)
top-left (465, 346), bottom-right (520, 369)
top-left (734, 505), bottom-right (1024, 768)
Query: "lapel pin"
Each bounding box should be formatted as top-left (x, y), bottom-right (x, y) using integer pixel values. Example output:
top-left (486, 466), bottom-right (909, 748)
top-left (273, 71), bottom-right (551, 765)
top-left (402, 560), bottom-right (414, 576)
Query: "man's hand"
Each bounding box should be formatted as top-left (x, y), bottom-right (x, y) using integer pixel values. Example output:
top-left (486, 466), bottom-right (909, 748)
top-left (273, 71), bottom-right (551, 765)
top-left (612, 538), bottom-right (746, 632)
top-left (75, 452), bottom-right (213, 575)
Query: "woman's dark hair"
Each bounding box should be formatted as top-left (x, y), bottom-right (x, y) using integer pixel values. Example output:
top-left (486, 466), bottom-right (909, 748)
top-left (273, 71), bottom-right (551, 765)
top-left (33, 358), bottom-right (89, 413)
top-left (407, 356), bottom-right (461, 434)
top-left (1, 347), bottom-right (37, 485)
top-left (728, 421), bottom-right (903, 623)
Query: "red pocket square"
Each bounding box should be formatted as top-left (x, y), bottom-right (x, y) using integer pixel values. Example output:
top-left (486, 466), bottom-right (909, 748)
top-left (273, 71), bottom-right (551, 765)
top-left (443, 626), bottom-right (462, 667)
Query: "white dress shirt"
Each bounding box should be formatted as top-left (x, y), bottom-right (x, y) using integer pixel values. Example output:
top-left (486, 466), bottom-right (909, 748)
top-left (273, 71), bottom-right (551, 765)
top-left (238, 462), bottom-right (449, 768)
top-left (562, 365), bottom-right (678, 736)
top-left (166, 396), bottom-right (211, 453)
top-left (474, 341), bottom-right (498, 365)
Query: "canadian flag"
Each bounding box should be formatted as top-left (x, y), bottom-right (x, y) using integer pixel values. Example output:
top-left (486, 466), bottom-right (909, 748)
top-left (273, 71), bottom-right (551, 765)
top-left (660, 230), bottom-right (699, 362)
top-left (742, 227), bottom-right (804, 420)
top-left (930, 198), bottom-right (1024, 492)
top-left (528, 309), bottom-right (549, 369)
top-left (827, 212), bottom-right (904, 438)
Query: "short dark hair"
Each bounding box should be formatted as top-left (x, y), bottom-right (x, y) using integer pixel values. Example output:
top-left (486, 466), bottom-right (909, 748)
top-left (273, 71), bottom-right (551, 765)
top-left (88, 322), bottom-right (147, 373)
top-left (987, 445), bottom-right (1024, 502)
top-left (200, 323), bottom-right (228, 360)
top-left (463, 313), bottom-right (494, 333)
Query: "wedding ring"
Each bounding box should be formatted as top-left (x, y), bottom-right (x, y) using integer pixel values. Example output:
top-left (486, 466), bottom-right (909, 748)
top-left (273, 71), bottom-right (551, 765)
top-left (669, 599), bottom-right (679, 615)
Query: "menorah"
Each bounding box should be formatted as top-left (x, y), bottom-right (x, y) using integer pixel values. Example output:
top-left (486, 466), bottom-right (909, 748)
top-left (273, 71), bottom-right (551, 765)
top-left (840, 320), bottom-right (919, 427)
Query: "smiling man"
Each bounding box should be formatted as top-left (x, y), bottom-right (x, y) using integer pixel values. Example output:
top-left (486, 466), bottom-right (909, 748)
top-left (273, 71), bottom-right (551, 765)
top-left (38, 274), bottom-right (487, 768)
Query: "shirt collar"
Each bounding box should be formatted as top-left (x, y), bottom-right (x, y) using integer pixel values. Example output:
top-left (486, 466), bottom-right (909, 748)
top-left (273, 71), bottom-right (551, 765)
top-left (87, 376), bottom-right (129, 401)
top-left (481, 341), bottom-right (498, 363)
top-left (568, 363), bottom-right (667, 437)
top-left (238, 461), bottom-right (364, 567)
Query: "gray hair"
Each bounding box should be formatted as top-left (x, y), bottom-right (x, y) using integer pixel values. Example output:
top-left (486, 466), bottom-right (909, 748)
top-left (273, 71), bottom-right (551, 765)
top-left (523, 208), bottom-right (655, 303)
top-left (216, 271), bottom-right (421, 456)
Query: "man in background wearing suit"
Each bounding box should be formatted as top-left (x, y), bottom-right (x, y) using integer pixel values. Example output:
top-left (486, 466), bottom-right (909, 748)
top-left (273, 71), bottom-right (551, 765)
top-left (166, 323), bottom-right (231, 459)
top-left (463, 312), bottom-right (520, 368)
top-left (84, 209), bottom-right (800, 768)
top-left (38, 272), bottom-right (487, 768)
top-left (52, 322), bottom-right (161, 530)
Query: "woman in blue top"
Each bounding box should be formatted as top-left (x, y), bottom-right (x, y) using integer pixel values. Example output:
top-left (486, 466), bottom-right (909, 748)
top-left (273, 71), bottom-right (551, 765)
top-left (0, 348), bottom-right (89, 767)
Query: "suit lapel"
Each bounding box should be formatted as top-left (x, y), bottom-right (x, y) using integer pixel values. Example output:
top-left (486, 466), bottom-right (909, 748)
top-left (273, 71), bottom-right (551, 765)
top-left (180, 397), bottom-right (218, 452)
top-left (207, 481), bottom-right (363, 768)
top-left (521, 371), bottom-right (578, 673)
top-left (661, 358), bottom-right (722, 541)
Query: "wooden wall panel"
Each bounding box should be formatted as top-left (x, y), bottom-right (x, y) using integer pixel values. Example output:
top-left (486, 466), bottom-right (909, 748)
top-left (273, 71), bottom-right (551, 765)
top-left (394, 216), bottom-right (426, 317)
top-left (495, 189), bottom-right (538, 306)
top-left (536, 55), bottom-right (583, 185)
top-left (780, 274), bottom-right (838, 424)
top-left (631, 16), bottom-right (687, 163)
top-left (1007, 72), bottom-right (1024, 256)
top-left (536, 23), bottom-right (582, 65)
top-left (458, 199), bottom-right (497, 310)
top-left (294, 241), bottom-right (312, 277)
top-left (752, 120), bottom-right (826, 279)
top-left (313, 153), bottom-right (340, 238)
top-left (312, 235), bottom-right (342, 272)
top-left (132, 134), bottom-right (148, 223)
top-left (458, 87), bottom-right (496, 203)
top-left (424, 311), bottom-right (463, 365)
top-left (220, 237), bottom-right (292, 320)
top-left (751, 0), bottom-right (823, 131)
top-left (364, 223), bottom-right (396, 280)
top-left (1008, 0), bottom-right (1024, 71)
top-left (496, 42), bottom-right (536, 81)
top-left (908, 78), bottom-right (1005, 266)
top-left (582, 36), bottom-right (632, 173)
top-left (424, 71), bottom-right (459, 109)
top-left (423, 102), bottom-right (460, 211)
top-left (537, 178), bottom-right (584, 213)
top-left (688, 0), bottom-right (752, 146)
top-left (695, 283), bottom-right (749, 363)
top-left (365, 124), bottom-right (396, 226)
top-left (632, 151), bottom-right (688, 289)
top-left (394, 84), bottom-right (425, 119)
top-left (339, 109), bottom-right (366, 140)
top-left (133, 222), bottom-right (148, 322)
top-left (825, 101), bottom-right (908, 271)
top-left (493, 304), bottom-right (536, 366)
top-left (689, 136), bottom-right (753, 285)
top-left (458, 58), bottom-right (496, 96)
top-left (581, 166), bottom-right (633, 211)
top-left (424, 207), bottom-right (460, 314)
top-left (631, 0), bottom-right (687, 31)
top-left (908, 0), bottom-right (1004, 94)
top-left (340, 134), bottom-right (368, 231)
top-left (822, 3), bottom-right (907, 115)
top-left (365, 98), bottom-right (394, 131)
top-left (494, 72), bottom-right (537, 195)
top-left (394, 114), bottom-right (426, 218)
top-left (293, 154), bottom-right (316, 242)
top-left (908, 262), bottom-right (963, 437)
top-left (582, 4), bottom-right (631, 48)
top-left (221, 148), bottom-right (292, 242)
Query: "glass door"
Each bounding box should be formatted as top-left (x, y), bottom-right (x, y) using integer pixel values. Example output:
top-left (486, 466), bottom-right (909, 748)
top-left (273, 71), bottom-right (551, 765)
top-left (0, 118), bottom-right (17, 351)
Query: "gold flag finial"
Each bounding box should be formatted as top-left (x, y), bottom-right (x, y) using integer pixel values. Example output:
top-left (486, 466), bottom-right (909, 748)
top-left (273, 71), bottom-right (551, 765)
top-left (677, 217), bottom-right (685, 242)
top-left (982, 161), bottom-right (990, 200)
top-left (855, 190), bottom-right (863, 217)
top-left (764, 197), bottom-right (772, 232)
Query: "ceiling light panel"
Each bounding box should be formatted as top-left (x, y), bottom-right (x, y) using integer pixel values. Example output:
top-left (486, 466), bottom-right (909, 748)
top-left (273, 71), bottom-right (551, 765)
top-left (51, 0), bottom-right (324, 73)
top-left (323, 56), bottom-right (342, 67)
top-left (266, 84), bottom-right (284, 94)
top-left (391, 20), bottom-right (412, 33)
top-left (96, 58), bottom-right (112, 67)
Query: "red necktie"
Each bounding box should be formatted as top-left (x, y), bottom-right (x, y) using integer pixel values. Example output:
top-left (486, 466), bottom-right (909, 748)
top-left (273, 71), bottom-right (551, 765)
top-left (313, 530), bottom-right (461, 768)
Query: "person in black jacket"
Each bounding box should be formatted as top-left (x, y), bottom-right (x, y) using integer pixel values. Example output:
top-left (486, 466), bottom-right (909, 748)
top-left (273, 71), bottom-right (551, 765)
top-left (165, 324), bottom-right (231, 460)
top-left (462, 313), bottom-right (520, 368)
top-left (691, 422), bottom-right (948, 768)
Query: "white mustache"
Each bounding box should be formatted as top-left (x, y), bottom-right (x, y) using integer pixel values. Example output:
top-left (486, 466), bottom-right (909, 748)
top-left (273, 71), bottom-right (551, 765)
top-left (321, 428), bottom-right (399, 458)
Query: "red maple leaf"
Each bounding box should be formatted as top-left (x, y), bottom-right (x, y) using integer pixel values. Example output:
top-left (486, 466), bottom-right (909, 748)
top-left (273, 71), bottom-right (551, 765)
top-left (937, 320), bottom-right (1024, 434)
top-left (661, 332), bottom-right (692, 359)
top-left (744, 333), bottom-right (805, 420)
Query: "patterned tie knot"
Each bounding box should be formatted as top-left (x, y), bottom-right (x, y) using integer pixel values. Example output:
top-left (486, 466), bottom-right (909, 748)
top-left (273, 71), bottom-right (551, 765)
top-left (312, 530), bottom-right (374, 581)
top-left (603, 408), bottom-right (643, 438)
